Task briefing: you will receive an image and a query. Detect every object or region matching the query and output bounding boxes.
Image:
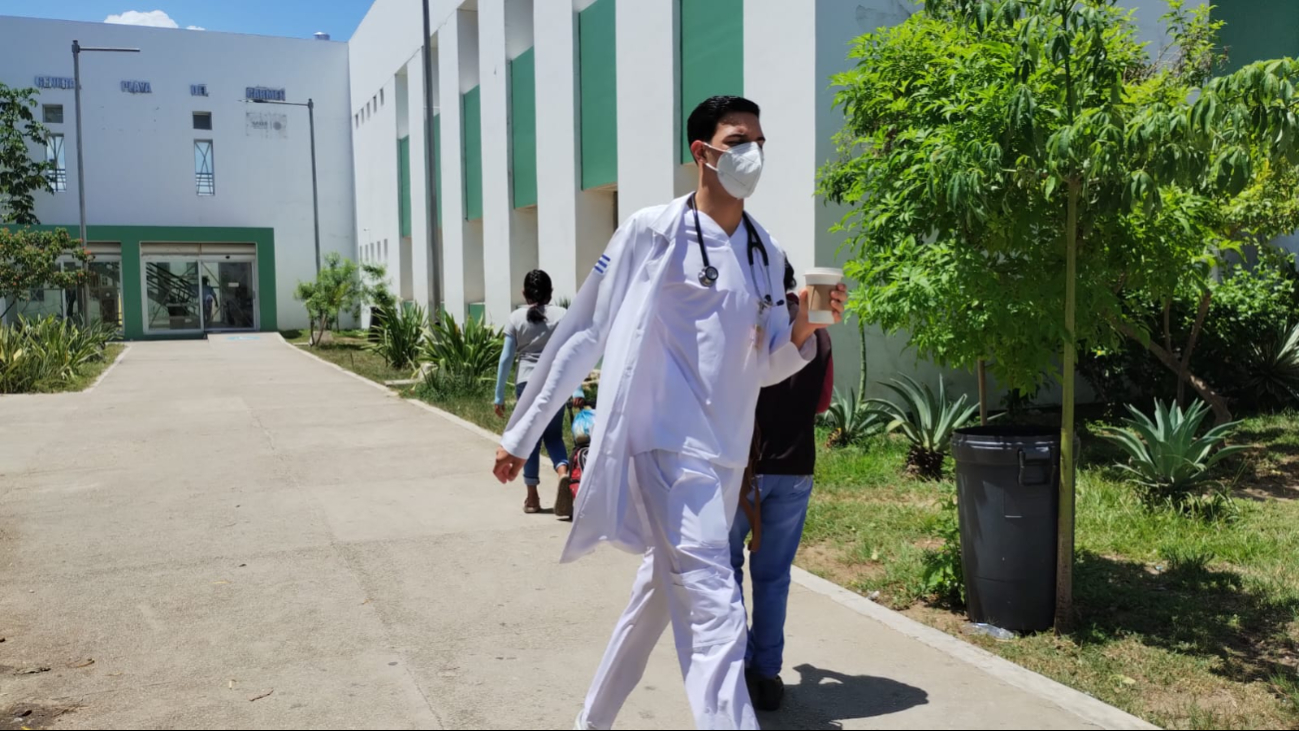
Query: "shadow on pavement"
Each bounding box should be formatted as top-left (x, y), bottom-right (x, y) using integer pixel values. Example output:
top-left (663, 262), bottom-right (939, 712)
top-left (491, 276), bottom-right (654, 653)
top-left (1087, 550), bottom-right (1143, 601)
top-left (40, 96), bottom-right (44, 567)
top-left (762, 663), bottom-right (930, 730)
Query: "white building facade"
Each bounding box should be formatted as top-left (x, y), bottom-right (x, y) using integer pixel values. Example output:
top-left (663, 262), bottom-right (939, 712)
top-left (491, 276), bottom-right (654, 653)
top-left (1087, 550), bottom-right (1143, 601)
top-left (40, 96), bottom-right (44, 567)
top-left (0, 16), bottom-right (354, 337)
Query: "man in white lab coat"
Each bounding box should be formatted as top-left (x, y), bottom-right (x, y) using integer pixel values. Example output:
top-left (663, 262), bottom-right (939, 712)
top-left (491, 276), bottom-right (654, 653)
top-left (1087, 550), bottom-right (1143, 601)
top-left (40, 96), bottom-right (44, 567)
top-left (493, 96), bottom-right (846, 730)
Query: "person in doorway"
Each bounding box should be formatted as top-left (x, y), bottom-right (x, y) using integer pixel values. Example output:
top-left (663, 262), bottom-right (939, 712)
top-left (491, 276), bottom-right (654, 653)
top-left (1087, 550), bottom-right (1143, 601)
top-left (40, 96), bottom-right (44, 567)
top-left (730, 260), bottom-right (834, 713)
top-left (201, 276), bottom-right (218, 326)
top-left (492, 96), bottom-right (847, 730)
top-left (493, 270), bottom-right (574, 517)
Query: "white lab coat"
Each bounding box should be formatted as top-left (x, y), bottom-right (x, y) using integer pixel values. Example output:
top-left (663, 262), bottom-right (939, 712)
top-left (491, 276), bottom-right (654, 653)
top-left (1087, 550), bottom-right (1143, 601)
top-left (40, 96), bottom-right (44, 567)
top-left (501, 194), bottom-right (814, 564)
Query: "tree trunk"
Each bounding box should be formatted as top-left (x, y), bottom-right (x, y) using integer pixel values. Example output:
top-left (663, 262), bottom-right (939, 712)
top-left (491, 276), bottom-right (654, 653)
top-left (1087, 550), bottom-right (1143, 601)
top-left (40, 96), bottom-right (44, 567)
top-left (1056, 179), bottom-right (1080, 634)
top-left (1177, 290), bottom-right (1212, 408)
top-left (857, 319), bottom-right (869, 398)
top-left (1117, 320), bottom-right (1233, 424)
top-left (978, 359), bottom-right (989, 426)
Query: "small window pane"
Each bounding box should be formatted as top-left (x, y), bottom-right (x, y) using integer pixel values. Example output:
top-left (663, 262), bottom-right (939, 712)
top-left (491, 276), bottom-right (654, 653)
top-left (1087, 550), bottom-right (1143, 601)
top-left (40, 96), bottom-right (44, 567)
top-left (193, 112), bottom-right (212, 130)
top-left (43, 104), bottom-right (63, 124)
top-left (195, 140), bottom-right (215, 195)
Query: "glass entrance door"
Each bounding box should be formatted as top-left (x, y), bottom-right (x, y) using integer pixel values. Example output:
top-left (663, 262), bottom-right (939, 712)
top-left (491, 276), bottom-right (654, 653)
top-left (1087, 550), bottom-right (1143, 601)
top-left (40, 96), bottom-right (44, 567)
top-left (200, 259), bottom-right (256, 331)
top-left (145, 258), bottom-right (201, 333)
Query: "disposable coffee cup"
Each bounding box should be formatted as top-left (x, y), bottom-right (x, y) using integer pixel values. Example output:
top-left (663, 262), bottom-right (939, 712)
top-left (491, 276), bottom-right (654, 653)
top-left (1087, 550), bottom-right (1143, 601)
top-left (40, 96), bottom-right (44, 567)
top-left (805, 268), bottom-right (843, 324)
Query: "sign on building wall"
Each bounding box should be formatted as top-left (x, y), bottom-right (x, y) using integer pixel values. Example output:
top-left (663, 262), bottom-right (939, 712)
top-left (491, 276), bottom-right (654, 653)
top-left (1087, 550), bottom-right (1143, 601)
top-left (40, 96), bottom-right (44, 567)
top-left (245, 86), bottom-right (286, 102)
top-left (246, 111), bottom-right (287, 138)
top-left (35, 76), bottom-right (75, 89)
top-left (121, 80), bottom-right (152, 94)
top-left (191, 84), bottom-right (209, 97)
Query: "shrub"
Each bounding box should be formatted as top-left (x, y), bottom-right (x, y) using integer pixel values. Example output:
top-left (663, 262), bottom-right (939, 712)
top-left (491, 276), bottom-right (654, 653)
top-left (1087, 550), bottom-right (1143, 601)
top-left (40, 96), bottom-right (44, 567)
top-left (821, 388), bottom-right (887, 449)
top-left (1099, 399), bottom-right (1245, 506)
top-left (418, 310), bottom-right (504, 396)
top-left (0, 316), bottom-right (113, 393)
top-left (921, 495), bottom-right (964, 608)
top-left (867, 376), bottom-right (980, 480)
top-left (1241, 321), bottom-right (1299, 409)
top-left (369, 302), bottom-right (426, 371)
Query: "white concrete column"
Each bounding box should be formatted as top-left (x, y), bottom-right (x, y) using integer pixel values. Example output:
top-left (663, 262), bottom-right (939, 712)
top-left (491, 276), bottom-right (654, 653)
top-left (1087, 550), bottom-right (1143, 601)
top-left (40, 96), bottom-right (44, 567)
top-left (405, 51), bottom-right (432, 310)
top-left (479, 0), bottom-right (515, 324)
top-left (535, 2), bottom-right (587, 300)
top-left (745, 0), bottom-right (818, 275)
top-left (437, 12), bottom-right (468, 319)
top-left (615, 0), bottom-right (679, 223)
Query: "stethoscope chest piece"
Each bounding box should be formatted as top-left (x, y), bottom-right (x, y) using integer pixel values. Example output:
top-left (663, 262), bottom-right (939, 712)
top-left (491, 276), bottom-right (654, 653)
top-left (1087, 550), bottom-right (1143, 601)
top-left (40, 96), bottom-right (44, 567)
top-left (698, 265), bottom-right (719, 287)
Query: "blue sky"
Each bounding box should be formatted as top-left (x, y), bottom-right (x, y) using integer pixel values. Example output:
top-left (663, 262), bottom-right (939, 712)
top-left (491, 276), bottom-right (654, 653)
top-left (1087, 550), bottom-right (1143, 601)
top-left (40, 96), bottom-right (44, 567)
top-left (0, 1), bottom-right (374, 41)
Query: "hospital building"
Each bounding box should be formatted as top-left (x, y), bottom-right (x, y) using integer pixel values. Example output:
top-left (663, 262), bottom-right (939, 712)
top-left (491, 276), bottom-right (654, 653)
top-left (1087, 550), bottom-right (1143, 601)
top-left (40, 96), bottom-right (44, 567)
top-left (2, 0), bottom-right (1296, 392)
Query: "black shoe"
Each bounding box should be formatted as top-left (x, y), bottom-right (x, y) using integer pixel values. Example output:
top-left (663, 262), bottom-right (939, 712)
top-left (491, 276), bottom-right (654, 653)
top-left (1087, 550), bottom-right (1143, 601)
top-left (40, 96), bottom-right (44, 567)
top-left (746, 669), bottom-right (784, 712)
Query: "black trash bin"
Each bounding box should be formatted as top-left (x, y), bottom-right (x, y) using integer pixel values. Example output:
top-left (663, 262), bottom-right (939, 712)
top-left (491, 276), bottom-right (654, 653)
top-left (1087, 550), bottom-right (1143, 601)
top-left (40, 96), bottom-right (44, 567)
top-left (952, 426), bottom-right (1062, 633)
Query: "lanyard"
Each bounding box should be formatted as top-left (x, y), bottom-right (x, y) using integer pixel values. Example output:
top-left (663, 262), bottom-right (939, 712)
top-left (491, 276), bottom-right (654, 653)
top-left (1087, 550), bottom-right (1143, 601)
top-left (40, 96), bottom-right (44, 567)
top-left (688, 193), bottom-right (774, 311)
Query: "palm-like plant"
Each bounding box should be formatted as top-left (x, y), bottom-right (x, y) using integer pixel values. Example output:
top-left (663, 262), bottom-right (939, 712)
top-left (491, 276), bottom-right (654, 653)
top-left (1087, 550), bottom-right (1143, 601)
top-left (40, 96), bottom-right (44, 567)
top-left (1099, 399), bottom-right (1245, 504)
top-left (821, 388), bottom-right (888, 448)
top-left (369, 302), bottom-right (426, 370)
top-left (867, 375), bottom-right (979, 480)
top-left (1242, 321), bottom-right (1299, 409)
top-left (418, 309), bottom-right (504, 394)
top-left (0, 316), bottom-right (112, 393)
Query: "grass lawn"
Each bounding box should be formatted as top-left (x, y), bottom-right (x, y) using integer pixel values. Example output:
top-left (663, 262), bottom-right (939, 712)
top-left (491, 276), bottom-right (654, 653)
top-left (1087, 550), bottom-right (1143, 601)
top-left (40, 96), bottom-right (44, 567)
top-left (289, 336), bottom-right (411, 384)
top-left (802, 413), bottom-right (1299, 730)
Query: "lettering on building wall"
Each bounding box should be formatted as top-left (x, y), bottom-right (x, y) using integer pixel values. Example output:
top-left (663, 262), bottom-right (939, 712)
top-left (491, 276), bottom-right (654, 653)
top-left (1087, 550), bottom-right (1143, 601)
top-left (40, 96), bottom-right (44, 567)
top-left (245, 86), bottom-right (286, 102)
top-left (191, 84), bottom-right (209, 97)
top-left (35, 76), bottom-right (75, 89)
top-left (121, 80), bottom-right (152, 94)
top-left (246, 111), bottom-right (288, 139)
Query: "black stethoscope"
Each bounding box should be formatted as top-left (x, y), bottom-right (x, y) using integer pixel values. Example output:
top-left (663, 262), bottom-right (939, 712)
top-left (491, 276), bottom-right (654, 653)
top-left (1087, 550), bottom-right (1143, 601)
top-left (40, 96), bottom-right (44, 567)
top-left (688, 193), bottom-right (775, 310)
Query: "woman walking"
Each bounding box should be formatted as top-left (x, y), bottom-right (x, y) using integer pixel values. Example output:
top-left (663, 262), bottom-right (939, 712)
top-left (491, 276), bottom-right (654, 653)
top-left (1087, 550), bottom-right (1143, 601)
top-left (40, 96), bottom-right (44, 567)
top-left (493, 270), bottom-right (573, 517)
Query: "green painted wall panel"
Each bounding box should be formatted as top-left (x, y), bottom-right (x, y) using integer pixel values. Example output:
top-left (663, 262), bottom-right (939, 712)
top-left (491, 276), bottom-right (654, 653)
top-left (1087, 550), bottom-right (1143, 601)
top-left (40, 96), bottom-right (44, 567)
top-left (25, 225), bottom-right (275, 339)
top-left (579, 0), bottom-right (617, 189)
top-left (433, 114), bottom-right (442, 227)
top-left (680, 0), bottom-right (745, 163)
top-left (1215, 1), bottom-right (1299, 74)
top-left (463, 87), bottom-right (483, 221)
top-left (397, 136), bottom-right (412, 237)
top-left (511, 48), bottom-right (538, 208)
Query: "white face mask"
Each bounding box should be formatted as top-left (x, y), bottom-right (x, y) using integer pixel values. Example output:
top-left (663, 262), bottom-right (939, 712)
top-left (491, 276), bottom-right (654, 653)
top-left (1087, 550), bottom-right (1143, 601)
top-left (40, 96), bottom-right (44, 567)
top-left (704, 141), bottom-right (764, 199)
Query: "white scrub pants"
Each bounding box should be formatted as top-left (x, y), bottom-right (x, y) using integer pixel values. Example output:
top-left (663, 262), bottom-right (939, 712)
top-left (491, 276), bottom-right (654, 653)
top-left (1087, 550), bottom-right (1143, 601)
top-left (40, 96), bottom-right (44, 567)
top-left (579, 450), bottom-right (757, 730)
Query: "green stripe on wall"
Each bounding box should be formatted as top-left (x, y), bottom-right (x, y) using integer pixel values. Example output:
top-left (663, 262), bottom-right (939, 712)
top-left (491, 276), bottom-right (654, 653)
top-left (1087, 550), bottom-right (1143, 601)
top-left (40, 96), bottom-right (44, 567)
top-left (397, 135), bottom-right (412, 237)
top-left (511, 48), bottom-right (538, 208)
top-left (680, 0), bottom-right (744, 163)
top-left (463, 87), bottom-right (483, 221)
top-left (1214, 0), bottom-right (1299, 74)
top-left (579, 0), bottom-right (617, 189)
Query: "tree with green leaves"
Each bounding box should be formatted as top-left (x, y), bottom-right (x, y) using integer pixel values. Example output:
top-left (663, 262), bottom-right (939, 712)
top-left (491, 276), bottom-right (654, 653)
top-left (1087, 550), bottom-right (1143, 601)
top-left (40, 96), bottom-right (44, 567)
top-left (293, 254), bottom-right (392, 345)
top-left (0, 83), bottom-right (55, 225)
top-left (0, 227), bottom-right (90, 322)
top-left (819, 0), bottom-right (1299, 629)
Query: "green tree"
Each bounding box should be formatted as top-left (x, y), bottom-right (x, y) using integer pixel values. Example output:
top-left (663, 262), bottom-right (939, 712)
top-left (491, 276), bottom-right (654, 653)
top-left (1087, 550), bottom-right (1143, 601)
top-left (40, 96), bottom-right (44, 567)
top-left (819, 0), bottom-right (1299, 629)
top-left (294, 253), bottom-right (365, 346)
top-left (0, 227), bottom-right (91, 322)
top-left (0, 83), bottom-right (56, 225)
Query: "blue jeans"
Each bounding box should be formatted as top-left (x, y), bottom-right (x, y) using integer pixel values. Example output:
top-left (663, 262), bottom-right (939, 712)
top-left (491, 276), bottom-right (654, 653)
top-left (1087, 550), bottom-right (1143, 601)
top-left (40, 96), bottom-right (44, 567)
top-left (729, 473), bottom-right (814, 679)
top-left (517, 381), bottom-right (568, 486)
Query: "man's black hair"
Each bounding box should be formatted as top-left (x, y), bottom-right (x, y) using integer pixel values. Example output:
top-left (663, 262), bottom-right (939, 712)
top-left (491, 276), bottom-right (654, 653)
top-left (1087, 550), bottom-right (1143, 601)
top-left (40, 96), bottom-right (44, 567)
top-left (687, 95), bottom-right (761, 158)
top-left (783, 260), bottom-right (797, 293)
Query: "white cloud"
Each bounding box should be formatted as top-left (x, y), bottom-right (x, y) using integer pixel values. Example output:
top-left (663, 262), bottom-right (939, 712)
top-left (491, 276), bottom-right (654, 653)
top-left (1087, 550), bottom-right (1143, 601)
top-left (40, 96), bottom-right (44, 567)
top-left (104, 10), bottom-right (194, 29)
top-left (186, 25), bottom-right (205, 31)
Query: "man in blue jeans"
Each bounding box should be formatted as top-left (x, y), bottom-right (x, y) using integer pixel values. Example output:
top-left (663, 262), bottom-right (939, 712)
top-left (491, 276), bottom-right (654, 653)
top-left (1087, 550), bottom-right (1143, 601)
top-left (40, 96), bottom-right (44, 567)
top-left (730, 260), bottom-right (834, 712)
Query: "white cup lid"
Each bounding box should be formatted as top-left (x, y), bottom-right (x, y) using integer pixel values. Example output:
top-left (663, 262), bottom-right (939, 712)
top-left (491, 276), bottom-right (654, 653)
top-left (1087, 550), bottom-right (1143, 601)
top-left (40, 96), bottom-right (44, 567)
top-left (805, 267), bottom-right (843, 278)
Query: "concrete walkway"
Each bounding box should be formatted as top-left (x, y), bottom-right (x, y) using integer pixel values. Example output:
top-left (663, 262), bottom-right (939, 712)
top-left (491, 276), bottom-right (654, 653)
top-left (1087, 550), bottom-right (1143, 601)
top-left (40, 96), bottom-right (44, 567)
top-left (0, 337), bottom-right (1145, 730)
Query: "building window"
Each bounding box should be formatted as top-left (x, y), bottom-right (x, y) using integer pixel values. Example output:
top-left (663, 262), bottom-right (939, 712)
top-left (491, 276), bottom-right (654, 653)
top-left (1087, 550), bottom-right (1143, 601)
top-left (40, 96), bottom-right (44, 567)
top-left (193, 112), bottom-right (212, 130)
top-left (46, 133), bottom-right (66, 192)
top-left (43, 104), bottom-right (64, 124)
top-left (354, 113), bottom-right (359, 128)
top-left (195, 140), bottom-right (215, 195)
top-left (380, 88), bottom-right (385, 106)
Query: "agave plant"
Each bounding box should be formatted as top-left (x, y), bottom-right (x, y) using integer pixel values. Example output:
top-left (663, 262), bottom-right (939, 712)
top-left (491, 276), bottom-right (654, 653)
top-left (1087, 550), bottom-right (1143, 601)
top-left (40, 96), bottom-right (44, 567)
top-left (1099, 399), bottom-right (1246, 504)
top-left (821, 388), bottom-right (887, 448)
top-left (418, 309), bottom-right (504, 394)
top-left (0, 316), bottom-right (112, 394)
top-left (369, 302), bottom-right (427, 370)
top-left (1242, 321), bottom-right (1299, 409)
top-left (866, 375), bottom-right (980, 480)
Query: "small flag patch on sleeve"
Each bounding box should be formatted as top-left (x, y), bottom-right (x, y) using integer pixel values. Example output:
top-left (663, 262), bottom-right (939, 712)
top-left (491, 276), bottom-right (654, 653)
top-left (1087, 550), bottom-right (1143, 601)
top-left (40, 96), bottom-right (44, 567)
top-left (593, 254), bottom-right (611, 275)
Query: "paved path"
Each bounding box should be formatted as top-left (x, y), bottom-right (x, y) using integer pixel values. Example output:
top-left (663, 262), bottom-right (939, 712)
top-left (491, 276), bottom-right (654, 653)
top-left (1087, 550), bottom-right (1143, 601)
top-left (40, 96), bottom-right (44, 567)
top-left (0, 337), bottom-right (1142, 730)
